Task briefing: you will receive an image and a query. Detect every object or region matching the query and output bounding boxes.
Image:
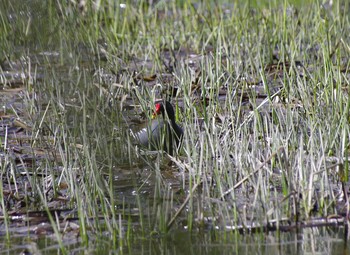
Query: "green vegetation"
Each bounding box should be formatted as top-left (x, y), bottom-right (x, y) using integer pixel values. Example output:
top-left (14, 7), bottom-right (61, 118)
top-left (0, 0), bottom-right (349, 253)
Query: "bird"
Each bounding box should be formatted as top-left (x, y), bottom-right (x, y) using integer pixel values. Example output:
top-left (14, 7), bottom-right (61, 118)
top-left (133, 101), bottom-right (183, 155)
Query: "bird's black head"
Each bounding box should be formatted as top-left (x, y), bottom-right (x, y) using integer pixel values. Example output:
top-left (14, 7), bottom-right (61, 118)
top-left (153, 101), bottom-right (175, 120)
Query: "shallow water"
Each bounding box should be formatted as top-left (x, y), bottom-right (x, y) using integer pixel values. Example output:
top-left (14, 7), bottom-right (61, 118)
top-left (0, 225), bottom-right (348, 254)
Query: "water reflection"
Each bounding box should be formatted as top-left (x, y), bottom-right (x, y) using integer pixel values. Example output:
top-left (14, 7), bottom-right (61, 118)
top-left (96, 226), bottom-right (349, 255)
top-left (0, 226), bottom-right (348, 254)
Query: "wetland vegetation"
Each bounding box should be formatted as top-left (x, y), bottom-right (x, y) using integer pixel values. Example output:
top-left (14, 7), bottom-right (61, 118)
top-left (0, 0), bottom-right (350, 254)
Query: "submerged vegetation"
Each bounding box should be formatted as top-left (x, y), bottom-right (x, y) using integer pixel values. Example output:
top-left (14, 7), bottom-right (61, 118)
top-left (0, 0), bottom-right (350, 253)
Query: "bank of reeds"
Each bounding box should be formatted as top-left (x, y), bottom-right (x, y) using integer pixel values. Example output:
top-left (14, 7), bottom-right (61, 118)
top-left (0, 0), bottom-right (349, 252)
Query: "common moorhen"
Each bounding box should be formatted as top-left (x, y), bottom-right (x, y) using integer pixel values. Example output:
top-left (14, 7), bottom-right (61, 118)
top-left (134, 101), bottom-right (183, 155)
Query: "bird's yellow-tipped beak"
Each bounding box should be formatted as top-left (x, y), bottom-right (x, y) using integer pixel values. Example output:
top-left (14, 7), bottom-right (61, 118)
top-left (152, 103), bottom-right (162, 119)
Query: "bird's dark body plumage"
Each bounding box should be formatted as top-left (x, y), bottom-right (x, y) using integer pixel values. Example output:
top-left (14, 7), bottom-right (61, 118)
top-left (134, 101), bottom-right (183, 155)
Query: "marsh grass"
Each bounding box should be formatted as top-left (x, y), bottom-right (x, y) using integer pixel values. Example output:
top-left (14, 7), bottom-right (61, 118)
top-left (0, 0), bottom-right (350, 252)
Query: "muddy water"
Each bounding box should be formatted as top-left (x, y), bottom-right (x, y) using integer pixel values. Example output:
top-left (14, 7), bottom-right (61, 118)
top-left (0, 225), bottom-right (348, 254)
